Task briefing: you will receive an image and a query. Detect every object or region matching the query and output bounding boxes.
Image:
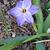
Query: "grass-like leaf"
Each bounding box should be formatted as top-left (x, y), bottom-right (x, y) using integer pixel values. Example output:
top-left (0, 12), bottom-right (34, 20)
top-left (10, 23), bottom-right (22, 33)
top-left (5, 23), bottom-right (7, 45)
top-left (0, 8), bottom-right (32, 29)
top-left (0, 35), bottom-right (29, 50)
top-left (32, 0), bottom-right (45, 50)
top-left (23, 33), bottom-right (50, 43)
top-left (44, 14), bottom-right (50, 32)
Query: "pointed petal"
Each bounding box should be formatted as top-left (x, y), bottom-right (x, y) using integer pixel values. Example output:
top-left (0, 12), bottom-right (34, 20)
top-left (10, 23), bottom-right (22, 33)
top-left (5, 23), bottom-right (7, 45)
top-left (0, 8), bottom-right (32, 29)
top-left (22, 0), bottom-right (31, 9)
top-left (29, 5), bottom-right (39, 15)
top-left (24, 11), bottom-right (34, 24)
top-left (8, 7), bottom-right (22, 18)
top-left (16, 1), bottom-right (23, 8)
top-left (16, 14), bottom-right (26, 26)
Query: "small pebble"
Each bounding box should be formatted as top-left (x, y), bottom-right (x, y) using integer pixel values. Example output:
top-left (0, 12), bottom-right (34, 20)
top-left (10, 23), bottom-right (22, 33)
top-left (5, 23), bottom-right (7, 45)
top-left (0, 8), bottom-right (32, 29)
top-left (12, 33), bottom-right (16, 37)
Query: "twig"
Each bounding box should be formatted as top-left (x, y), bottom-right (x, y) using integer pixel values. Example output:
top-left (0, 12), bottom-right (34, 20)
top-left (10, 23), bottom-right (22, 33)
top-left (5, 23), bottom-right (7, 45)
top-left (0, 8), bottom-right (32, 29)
top-left (33, 39), bottom-right (50, 43)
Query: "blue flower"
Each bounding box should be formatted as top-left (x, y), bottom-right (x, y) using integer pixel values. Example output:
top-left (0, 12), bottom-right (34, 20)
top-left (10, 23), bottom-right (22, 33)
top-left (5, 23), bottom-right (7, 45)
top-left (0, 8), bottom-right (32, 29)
top-left (8, 0), bottom-right (39, 26)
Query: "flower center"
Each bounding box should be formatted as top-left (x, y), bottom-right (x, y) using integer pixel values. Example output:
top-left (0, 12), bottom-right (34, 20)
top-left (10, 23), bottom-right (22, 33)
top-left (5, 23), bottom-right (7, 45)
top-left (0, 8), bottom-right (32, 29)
top-left (22, 9), bottom-right (26, 13)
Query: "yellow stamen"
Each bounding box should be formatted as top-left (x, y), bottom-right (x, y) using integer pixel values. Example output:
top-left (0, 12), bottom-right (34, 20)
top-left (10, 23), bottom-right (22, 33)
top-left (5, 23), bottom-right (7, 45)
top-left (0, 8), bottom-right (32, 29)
top-left (22, 9), bottom-right (26, 13)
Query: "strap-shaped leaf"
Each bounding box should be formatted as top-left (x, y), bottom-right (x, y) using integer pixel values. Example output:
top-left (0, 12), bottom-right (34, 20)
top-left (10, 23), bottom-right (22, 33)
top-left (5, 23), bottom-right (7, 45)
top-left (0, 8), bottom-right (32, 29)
top-left (45, 1), bottom-right (50, 9)
top-left (32, 0), bottom-right (43, 34)
top-left (44, 14), bottom-right (50, 32)
top-left (23, 33), bottom-right (50, 43)
top-left (32, 0), bottom-right (45, 50)
top-left (0, 35), bottom-right (29, 50)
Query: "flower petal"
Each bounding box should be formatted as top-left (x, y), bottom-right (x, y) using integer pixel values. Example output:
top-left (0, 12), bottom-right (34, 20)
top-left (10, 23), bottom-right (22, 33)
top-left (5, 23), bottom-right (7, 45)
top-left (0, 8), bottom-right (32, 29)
top-left (24, 11), bottom-right (34, 24)
top-left (22, 0), bottom-right (31, 9)
top-left (16, 14), bottom-right (26, 26)
top-left (29, 5), bottom-right (39, 15)
top-left (8, 7), bottom-right (22, 18)
top-left (16, 1), bottom-right (23, 8)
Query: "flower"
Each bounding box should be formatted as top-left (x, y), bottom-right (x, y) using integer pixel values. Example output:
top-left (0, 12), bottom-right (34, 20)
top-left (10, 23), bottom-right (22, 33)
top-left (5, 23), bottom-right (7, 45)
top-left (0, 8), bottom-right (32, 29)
top-left (8, 0), bottom-right (39, 26)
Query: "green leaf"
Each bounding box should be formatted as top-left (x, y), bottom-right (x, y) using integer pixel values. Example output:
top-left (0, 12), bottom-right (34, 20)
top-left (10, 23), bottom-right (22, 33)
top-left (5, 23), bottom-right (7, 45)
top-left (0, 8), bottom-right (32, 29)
top-left (44, 14), bottom-right (50, 32)
top-left (45, 1), bottom-right (50, 13)
top-left (23, 33), bottom-right (50, 43)
top-left (32, 0), bottom-right (43, 34)
top-left (36, 43), bottom-right (45, 50)
top-left (32, 0), bottom-right (46, 50)
top-left (45, 1), bottom-right (50, 9)
top-left (35, 9), bottom-right (43, 33)
top-left (0, 35), bottom-right (29, 50)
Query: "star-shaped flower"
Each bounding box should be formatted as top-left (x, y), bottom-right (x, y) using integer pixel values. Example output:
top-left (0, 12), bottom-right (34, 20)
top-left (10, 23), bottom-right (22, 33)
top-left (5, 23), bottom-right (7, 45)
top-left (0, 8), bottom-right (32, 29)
top-left (8, 0), bottom-right (39, 26)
